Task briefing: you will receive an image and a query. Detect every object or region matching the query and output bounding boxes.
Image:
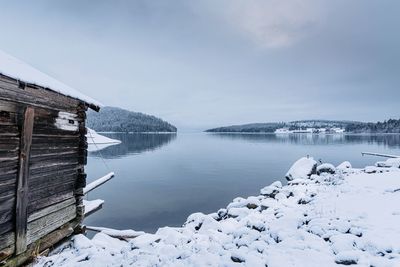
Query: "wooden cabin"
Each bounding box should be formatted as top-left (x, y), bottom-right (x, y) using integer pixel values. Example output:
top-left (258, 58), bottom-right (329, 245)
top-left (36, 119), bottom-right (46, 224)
top-left (0, 50), bottom-right (100, 265)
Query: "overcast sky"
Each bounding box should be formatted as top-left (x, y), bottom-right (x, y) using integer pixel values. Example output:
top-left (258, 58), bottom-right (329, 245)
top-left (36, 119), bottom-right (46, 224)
top-left (0, 0), bottom-right (399, 130)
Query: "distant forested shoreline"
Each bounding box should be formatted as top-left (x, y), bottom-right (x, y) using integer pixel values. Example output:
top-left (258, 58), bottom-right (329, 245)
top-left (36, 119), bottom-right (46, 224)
top-left (206, 119), bottom-right (400, 133)
top-left (345, 119), bottom-right (400, 133)
top-left (87, 106), bottom-right (177, 133)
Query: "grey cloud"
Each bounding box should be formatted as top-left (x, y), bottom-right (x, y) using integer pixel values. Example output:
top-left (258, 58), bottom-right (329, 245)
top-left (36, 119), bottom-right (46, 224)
top-left (0, 0), bottom-right (399, 130)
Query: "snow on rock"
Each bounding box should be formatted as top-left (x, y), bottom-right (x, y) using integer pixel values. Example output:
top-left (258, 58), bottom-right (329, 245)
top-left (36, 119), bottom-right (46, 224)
top-left (260, 181), bottom-right (283, 198)
top-left (0, 49), bottom-right (101, 107)
top-left (334, 251), bottom-right (360, 265)
top-left (364, 166), bottom-right (378, 173)
top-left (317, 163), bottom-right (336, 175)
top-left (34, 158), bottom-right (400, 267)
top-left (285, 156), bottom-right (317, 181)
top-left (376, 158), bottom-right (400, 168)
top-left (337, 161), bottom-right (352, 170)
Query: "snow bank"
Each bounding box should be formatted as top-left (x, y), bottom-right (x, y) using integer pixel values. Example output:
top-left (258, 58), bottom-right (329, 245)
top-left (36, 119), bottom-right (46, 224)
top-left (34, 158), bottom-right (400, 267)
top-left (0, 49), bottom-right (101, 107)
top-left (285, 156), bottom-right (317, 180)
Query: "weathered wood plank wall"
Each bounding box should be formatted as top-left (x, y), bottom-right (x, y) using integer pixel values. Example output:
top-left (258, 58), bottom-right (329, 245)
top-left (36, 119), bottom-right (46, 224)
top-left (0, 74), bottom-right (88, 262)
top-left (15, 106), bottom-right (34, 254)
top-left (0, 100), bottom-right (19, 257)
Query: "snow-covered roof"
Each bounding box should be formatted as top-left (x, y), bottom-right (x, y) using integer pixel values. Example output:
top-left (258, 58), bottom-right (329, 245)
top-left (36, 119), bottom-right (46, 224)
top-left (0, 49), bottom-right (101, 110)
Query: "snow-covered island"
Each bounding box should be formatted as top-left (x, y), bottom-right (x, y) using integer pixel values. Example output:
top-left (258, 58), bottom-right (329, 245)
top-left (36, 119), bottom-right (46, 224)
top-left (34, 157), bottom-right (400, 267)
top-left (206, 120), bottom-right (351, 134)
top-left (275, 127), bottom-right (345, 134)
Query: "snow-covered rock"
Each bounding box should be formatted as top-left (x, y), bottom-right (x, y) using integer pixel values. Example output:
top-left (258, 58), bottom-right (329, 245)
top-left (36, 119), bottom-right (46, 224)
top-left (317, 163), bottom-right (336, 175)
top-left (260, 181), bottom-right (282, 197)
top-left (364, 166), bottom-right (378, 173)
top-left (285, 157), bottom-right (317, 180)
top-left (34, 158), bottom-right (400, 267)
top-left (337, 161), bottom-right (352, 170)
top-left (376, 158), bottom-right (400, 168)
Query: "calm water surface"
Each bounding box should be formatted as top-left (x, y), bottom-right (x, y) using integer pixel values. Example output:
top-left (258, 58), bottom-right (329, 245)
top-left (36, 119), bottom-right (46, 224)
top-left (84, 133), bottom-right (400, 233)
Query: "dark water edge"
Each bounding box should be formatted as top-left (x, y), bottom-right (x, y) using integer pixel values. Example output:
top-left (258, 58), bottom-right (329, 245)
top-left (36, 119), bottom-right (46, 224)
top-left (84, 133), bottom-right (400, 233)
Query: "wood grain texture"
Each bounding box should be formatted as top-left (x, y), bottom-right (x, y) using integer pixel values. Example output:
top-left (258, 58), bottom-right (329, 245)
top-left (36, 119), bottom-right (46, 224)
top-left (0, 232), bottom-right (14, 251)
top-left (0, 79), bottom-right (91, 263)
top-left (0, 75), bottom-right (82, 112)
top-left (27, 198), bottom-right (76, 223)
top-left (15, 107), bottom-right (34, 254)
top-left (27, 204), bottom-right (76, 245)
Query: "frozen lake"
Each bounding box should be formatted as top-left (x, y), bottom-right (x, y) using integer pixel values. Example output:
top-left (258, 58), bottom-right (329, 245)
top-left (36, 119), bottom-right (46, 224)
top-left (84, 132), bottom-right (400, 233)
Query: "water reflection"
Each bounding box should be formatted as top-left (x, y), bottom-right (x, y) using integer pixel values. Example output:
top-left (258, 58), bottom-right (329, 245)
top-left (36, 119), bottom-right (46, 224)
top-left (88, 143), bottom-right (119, 152)
top-left (208, 133), bottom-right (400, 148)
top-left (89, 133), bottom-right (177, 159)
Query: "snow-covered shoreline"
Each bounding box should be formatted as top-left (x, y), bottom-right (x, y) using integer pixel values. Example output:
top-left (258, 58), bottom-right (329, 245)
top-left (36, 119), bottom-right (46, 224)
top-left (275, 127), bottom-right (345, 134)
top-left (34, 157), bottom-right (400, 267)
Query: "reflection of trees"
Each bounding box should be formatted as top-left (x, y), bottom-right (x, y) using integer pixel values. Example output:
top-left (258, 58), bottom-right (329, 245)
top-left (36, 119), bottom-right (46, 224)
top-left (208, 133), bottom-right (400, 149)
top-left (89, 133), bottom-right (177, 159)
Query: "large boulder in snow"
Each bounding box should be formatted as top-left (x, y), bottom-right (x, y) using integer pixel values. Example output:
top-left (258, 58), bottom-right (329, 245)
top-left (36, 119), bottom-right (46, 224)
top-left (317, 163), bottom-right (336, 175)
top-left (285, 157), bottom-right (317, 181)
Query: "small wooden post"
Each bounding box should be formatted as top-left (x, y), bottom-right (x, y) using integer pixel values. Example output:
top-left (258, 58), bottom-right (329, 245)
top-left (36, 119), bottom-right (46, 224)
top-left (15, 106), bottom-right (34, 254)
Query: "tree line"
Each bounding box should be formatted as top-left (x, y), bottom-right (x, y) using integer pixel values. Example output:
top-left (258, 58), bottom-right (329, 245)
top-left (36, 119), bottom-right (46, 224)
top-left (87, 106), bottom-right (177, 133)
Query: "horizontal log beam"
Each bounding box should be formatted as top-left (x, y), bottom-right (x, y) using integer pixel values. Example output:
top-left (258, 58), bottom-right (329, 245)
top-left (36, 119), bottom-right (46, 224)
top-left (83, 172), bottom-right (114, 194)
top-left (361, 151), bottom-right (400, 158)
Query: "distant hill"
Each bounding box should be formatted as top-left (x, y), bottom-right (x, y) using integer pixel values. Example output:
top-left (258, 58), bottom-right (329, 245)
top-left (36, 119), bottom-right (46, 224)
top-left (87, 106), bottom-right (177, 133)
top-left (206, 119), bottom-right (400, 133)
top-left (345, 119), bottom-right (400, 133)
top-left (205, 120), bottom-right (355, 133)
top-left (205, 123), bottom-right (285, 133)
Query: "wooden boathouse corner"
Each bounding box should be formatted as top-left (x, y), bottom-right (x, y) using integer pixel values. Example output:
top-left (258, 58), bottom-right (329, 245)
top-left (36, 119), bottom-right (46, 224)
top-left (0, 55), bottom-right (100, 266)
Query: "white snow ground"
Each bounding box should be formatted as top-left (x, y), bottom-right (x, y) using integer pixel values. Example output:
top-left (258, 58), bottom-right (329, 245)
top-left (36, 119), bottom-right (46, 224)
top-left (34, 158), bottom-right (400, 267)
